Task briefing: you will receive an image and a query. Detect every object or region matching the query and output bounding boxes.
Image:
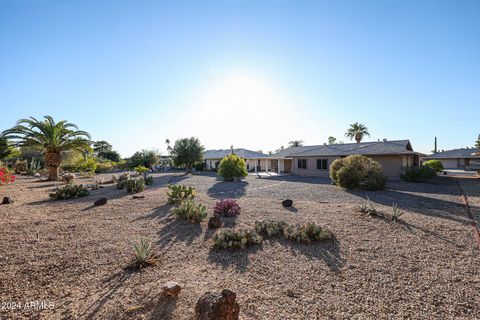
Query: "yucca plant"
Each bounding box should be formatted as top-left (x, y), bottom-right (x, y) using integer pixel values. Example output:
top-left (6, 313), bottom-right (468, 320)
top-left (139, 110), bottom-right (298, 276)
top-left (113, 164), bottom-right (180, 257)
top-left (127, 239), bottom-right (159, 270)
top-left (390, 203), bottom-right (405, 222)
top-left (359, 197), bottom-right (378, 216)
top-left (172, 200), bottom-right (207, 223)
top-left (2, 116), bottom-right (92, 181)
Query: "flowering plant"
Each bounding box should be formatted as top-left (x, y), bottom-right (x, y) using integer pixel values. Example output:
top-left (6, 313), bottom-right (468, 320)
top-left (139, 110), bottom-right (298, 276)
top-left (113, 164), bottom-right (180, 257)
top-left (214, 199), bottom-right (241, 217)
top-left (0, 167), bottom-right (16, 186)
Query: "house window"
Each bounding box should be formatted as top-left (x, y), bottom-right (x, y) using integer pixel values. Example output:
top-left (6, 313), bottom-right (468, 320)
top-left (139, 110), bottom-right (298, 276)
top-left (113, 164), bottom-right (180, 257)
top-left (298, 159), bottom-right (307, 169)
top-left (317, 159), bottom-right (328, 170)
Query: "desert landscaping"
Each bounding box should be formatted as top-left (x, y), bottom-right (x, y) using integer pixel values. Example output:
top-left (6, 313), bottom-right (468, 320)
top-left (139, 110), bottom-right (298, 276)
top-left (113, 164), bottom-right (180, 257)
top-left (1, 171), bottom-right (479, 319)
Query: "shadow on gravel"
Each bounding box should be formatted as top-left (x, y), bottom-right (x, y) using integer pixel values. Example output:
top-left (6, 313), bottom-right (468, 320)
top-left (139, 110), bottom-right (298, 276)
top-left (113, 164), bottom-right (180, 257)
top-left (81, 270), bottom-right (136, 319)
top-left (133, 204), bottom-right (173, 221)
top-left (157, 219), bottom-right (203, 249)
top-left (150, 296), bottom-right (177, 320)
top-left (207, 245), bottom-right (263, 273)
top-left (394, 219), bottom-right (466, 248)
top-left (277, 237), bottom-right (343, 273)
top-left (207, 181), bottom-right (248, 199)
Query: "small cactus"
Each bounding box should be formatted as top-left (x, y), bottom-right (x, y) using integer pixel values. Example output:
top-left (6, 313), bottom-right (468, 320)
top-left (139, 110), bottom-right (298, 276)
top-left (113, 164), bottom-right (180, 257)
top-left (172, 200), bottom-right (208, 223)
top-left (49, 184), bottom-right (90, 200)
top-left (167, 184), bottom-right (196, 205)
top-left (213, 228), bottom-right (263, 249)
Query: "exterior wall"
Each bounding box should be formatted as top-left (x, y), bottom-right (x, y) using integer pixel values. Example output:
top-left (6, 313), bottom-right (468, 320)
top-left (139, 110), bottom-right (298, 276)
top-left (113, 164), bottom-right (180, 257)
top-left (284, 159), bottom-right (292, 173)
top-left (291, 155), bottom-right (405, 179)
top-left (437, 159), bottom-right (460, 169)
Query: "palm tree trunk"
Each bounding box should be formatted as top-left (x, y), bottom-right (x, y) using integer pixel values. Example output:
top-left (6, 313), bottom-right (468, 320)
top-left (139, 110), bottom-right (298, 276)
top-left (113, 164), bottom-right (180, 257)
top-left (44, 150), bottom-right (61, 181)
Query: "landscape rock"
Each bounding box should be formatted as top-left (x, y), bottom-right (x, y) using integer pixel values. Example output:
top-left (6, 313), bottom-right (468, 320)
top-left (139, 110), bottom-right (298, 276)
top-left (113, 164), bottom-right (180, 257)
top-left (34, 173), bottom-right (41, 177)
top-left (282, 199), bottom-right (293, 207)
top-left (208, 215), bottom-right (222, 229)
top-left (94, 197), bottom-right (107, 206)
top-left (162, 281), bottom-right (182, 298)
top-left (132, 195), bottom-right (145, 199)
top-left (2, 197), bottom-right (14, 205)
top-left (195, 289), bottom-right (239, 320)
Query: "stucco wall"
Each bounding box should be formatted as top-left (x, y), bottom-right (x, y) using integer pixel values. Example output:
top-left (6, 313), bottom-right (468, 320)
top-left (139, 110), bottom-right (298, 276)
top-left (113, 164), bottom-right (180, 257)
top-left (291, 155), bottom-right (405, 179)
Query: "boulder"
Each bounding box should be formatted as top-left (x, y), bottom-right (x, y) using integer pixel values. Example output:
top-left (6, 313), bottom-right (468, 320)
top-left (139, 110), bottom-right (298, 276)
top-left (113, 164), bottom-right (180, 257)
top-left (208, 215), bottom-right (221, 229)
top-left (195, 289), bottom-right (239, 320)
top-left (1, 197), bottom-right (13, 205)
top-left (94, 197), bottom-right (107, 206)
top-left (282, 199), bottom-right (293, 207)
top-left (162, 281), bottom-right (182, 298)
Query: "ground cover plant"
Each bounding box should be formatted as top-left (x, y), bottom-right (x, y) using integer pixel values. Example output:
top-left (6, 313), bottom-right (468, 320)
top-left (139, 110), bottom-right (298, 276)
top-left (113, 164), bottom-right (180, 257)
top-left (49, 184), bottom-right (90, 200)
top-left (212, 228), bottom-right (263, 249)
top-left (330, 154), bottom-right (387, 190)
top-left (213, 199), bottom-right (241, 217)
top-left (167, 184), bottom-right (196, 204)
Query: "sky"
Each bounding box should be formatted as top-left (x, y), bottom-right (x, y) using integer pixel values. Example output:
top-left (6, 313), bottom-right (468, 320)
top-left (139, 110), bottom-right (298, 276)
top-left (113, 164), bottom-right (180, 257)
top-left (1, 0), bottom-right (479, 157)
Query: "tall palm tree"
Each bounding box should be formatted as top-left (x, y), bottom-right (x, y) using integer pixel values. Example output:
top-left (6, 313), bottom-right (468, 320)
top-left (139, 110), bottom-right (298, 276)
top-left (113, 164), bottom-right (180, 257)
top-left (2, 116), bottom-right (92, 180)
top-left (288, 140), bottom-right (304, 148)
top-left (345, 122), bottom-right (370, 143)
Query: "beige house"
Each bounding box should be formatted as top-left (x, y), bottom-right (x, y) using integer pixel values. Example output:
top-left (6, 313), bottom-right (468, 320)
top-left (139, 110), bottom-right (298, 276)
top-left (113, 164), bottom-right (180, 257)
top-left (204, 149), bottom-right (271, 172)
top-left (270, 139), bottom-right (423, 178)
top-left (422, 148), bottom-right (480, 170)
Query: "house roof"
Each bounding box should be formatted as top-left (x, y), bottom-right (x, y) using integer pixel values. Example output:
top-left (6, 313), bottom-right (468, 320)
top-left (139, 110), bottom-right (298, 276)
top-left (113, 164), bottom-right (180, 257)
top-left (272, 140), bottom-right (421, 158)
top-left (423, 148), bottom-right (480, 159)
top-left (204, 148), bottom-right (268, 159)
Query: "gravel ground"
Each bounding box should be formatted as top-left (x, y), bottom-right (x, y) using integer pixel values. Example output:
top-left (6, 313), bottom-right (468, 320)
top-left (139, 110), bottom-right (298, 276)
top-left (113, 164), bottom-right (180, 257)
top-left (0, 172), bottom-right (479, 319)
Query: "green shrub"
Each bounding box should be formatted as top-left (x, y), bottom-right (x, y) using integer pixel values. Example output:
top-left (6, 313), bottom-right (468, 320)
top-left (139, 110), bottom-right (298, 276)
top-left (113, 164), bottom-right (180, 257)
top-left (172, 200), bottom-right (208, 223)
top-left (126, 239), bottom-right (159, 270)
top-left (144, 175), bottom-right (154, 186)
top-left (95, 161), bottom-right (114, 173)
top-left (401, 165), bottom-right (436, 182)
top-left (167, 184), bottom-right (196, 204)
top-left (330, 155), bottom-right (387, 190)
top-left (194, 162), bottom-right (205, 171)
top-left (125, 178), bottom-right (145, 193)
top-left (62, 156), bottom-right (97, 174)
top-left (134, 165), bottom-right (149, 174)
top-left (255, 220), bottom-right (332, 243)
top-left (212, 228), bottom-right (263, 249)
top-left (49, 184), bottom-right (90, 200)
top-left (423, 160), bottom-right (444, 173)
top-left (217, 154), bottom-right (248, 181)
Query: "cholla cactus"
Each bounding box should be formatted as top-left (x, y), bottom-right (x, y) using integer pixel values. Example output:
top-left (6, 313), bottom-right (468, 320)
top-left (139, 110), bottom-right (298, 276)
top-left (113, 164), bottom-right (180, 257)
top-left (119, 172), bottom-right (130, 182)
top-left (172, 200), bottom-right (207, 223)
top-left (62, 173), bottom-right (76, 185)
top-left (214, 199), bottom-right (241, 217)
top-left (167, 184), bottom-right (196, 205)
top-left (125, 178), bottom-right (145, 194)
top-left (213, 228), bottom-right (263, 249)
top-left (49, 184), bottom-right (90, 200)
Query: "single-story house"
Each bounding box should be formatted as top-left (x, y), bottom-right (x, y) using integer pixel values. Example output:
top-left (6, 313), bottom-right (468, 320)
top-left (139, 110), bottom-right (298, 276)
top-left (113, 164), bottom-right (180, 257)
top-left (204, 149), bottom-right (271, 172)
top-left (270, 139), bottom-right (423, 178)
top-left (422, 148), bottom-right (480, 170)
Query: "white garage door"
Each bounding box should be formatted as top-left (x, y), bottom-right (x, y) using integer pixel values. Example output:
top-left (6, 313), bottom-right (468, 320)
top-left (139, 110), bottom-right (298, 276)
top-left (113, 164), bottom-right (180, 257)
top-left (440, 159), bottom-right (459, 169)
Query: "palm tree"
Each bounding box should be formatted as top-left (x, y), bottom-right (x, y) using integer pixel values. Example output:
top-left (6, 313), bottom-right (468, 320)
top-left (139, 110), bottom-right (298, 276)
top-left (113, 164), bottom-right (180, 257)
top-left (165, 139), bottom-right (172, 155)
top-left (2, 116), bottom-right (92, 180)
top-left (475, 134), bottom-right (480, 148)
top-left (328, 136), bottom-right (337, 144)
top-left (288, 140), bottom-right (304, 148)
top-left (345, 122), bottom-right (370, 143)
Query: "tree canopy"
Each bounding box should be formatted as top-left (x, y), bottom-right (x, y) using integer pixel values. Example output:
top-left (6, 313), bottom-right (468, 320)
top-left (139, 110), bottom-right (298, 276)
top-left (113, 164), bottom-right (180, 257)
top-left (171, 137), bottom-right (204, 172)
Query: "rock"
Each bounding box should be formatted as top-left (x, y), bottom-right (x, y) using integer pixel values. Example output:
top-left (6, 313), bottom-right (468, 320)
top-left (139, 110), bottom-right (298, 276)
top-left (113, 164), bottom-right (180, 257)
top-left (62, 173), bottom-right (76, 184)
top-left (163, 281), bottom-right (181, 298)
top-left (195, 289), bottom-right (239, 320)
top-left (94, 197), bottom-right (107, 206)
top-left (208, 215), bottom-right (221, 229)
top-left (1, 197), bottom-right (13, 205)
top-left (34, 173), bottom-right (41, 177)
top-left (132, 195), bottom-right (145, 199)
top-left (282, 199), bottom-right (293, 207)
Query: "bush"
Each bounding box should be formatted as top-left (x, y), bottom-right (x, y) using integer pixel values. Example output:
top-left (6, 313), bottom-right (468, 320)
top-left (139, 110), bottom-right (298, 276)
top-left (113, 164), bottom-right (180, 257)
top-left (212, 228), bottom-right (263, 249)
top-left (144, 175), bottom-right (154, 186)
top-left (0, 167), bottom-right (15, 186)
top-left (214, 199), bottom-right (241, 217)
top-left (95, 161), bottom-right (114, 173)
top-left (126, 239), bottom-right (159, 270)
top-left (125, 178), bottom-right (145, 193)
top-left (134, 165), bottom-right (149, 174)
top-left (330, 155), bottom-right (387, 190)
top-left (194, 162), bottom-right (205, 171)
top-left (129, 150), bottom-right (159, 168)
top-left (401, 165), bottom-right (436, 182)
top-left (172, 200), bottom-right (208, 223)
top-left (423, 160), bottom-right (444, 173)
top-left (255, 220), bottom-right (332, 243)
top-left (217, 154), bottom-right (248, 181)
top-left (62, 156), bottom-right (97, 174)
top-left (49, 184), bottom-right (90, 200)
top-left (167, 184), bottom-right (196, 204)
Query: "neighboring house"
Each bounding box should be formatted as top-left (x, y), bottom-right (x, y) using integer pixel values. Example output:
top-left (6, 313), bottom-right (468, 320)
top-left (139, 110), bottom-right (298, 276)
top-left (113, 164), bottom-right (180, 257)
top-left (204, 149), bottom-right (269, 172)
top-left (422, 148), bottom-right (480, 170)
top-left (271, 139), bottom-right (423, 178)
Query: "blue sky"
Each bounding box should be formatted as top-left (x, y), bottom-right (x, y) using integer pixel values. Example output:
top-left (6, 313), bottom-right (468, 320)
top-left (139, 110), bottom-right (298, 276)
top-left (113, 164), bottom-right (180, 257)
top-left (1, 0), bottom-right (479, 157)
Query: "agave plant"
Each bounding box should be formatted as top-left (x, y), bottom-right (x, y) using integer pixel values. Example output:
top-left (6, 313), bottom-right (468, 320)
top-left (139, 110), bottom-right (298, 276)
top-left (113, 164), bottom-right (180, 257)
top-left (2, 116), bottom-right (92, 181)
top-left (128, 239), bottom-right (159, 270)
top-left (390, 203), bottom-right (405, 222)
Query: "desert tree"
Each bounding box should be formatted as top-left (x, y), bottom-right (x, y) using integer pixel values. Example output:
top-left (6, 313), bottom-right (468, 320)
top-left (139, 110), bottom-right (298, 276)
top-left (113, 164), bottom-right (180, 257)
top-left (171, 137), bottom-right (204, 173)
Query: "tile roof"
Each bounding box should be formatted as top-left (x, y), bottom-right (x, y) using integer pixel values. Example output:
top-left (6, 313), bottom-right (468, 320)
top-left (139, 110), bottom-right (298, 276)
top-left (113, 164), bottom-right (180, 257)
top-left (204, 148), bottom-right (268, 159)
top-left (272, 140), bottom-right (419, 158)
top-left (424, 148), bottom-right (480, 159)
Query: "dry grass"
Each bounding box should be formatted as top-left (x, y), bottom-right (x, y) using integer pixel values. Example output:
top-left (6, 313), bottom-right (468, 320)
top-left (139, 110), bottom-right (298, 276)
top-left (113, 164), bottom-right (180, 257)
top-left (0, 173), bottom-right (479, 319)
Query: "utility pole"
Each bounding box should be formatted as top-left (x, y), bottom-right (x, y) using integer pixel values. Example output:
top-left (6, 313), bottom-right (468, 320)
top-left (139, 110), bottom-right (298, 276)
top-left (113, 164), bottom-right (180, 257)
top-left (434, 137), bottom-right (438, 154)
